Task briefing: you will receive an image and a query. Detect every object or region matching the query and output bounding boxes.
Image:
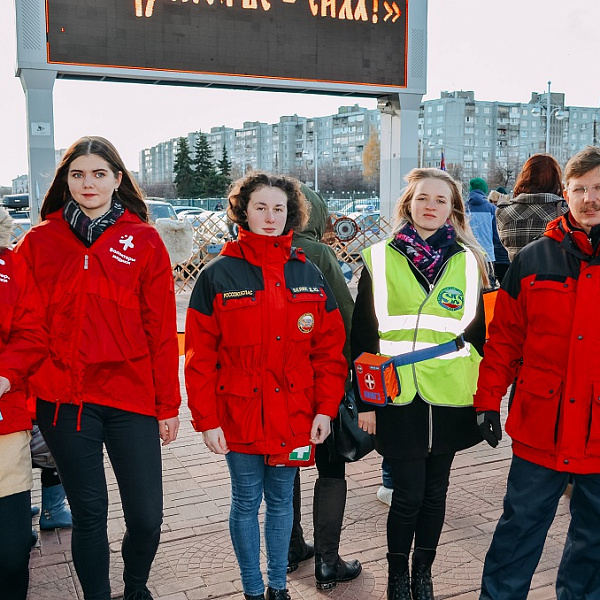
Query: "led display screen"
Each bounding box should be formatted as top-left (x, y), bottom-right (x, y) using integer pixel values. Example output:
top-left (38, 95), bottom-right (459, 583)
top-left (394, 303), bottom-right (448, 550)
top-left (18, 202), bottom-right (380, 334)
top-left (45, 0), bottom-right (408, 89)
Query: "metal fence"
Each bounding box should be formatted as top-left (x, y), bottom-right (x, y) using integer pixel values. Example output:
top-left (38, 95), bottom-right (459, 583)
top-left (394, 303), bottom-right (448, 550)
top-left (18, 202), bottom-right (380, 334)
top-left (172, 211), bottom-right (393, 293)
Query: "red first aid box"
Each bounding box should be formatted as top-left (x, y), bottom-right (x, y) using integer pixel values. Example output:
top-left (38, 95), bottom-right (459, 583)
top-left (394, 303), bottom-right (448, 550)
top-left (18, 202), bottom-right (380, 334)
top-left (354, 352), bottom-right (400, 406)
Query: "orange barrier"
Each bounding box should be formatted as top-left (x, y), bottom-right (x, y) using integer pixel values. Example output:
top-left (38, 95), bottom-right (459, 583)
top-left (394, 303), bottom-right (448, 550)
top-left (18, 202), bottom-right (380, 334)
top-left (483, 290), bottom-right (498, 339)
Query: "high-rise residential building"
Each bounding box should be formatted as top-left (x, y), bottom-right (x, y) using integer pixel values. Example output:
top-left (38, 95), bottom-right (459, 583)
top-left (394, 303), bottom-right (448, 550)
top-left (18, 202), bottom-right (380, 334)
top-left (420, 90), bottom-right (599, 185)
top-left (139, 92), bottom-right (600, 190)
top-left (139, 104), bottom-right (381, 188)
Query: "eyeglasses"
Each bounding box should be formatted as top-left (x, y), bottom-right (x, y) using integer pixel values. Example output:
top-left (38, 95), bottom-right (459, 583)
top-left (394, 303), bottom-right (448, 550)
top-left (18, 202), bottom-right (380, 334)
top-left (568, 184), bottom-right (600, 199)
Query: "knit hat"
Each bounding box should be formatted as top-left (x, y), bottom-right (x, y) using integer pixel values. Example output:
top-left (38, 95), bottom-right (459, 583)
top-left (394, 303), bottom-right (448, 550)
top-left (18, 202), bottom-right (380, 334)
top-left (496, 186), bottom-right (507, 195)
top-left (469, 178), bottom-right (488, 194)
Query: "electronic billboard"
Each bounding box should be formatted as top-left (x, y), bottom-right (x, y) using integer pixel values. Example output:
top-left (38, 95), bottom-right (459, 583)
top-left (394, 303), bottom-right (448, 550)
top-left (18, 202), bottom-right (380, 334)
top-left (41, 0), bottom-right (409, 93)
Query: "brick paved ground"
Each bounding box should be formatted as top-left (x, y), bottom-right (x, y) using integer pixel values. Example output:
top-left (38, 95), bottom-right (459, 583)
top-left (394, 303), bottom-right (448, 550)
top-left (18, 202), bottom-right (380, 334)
top-left (26, 291), bottom-right (569, 600)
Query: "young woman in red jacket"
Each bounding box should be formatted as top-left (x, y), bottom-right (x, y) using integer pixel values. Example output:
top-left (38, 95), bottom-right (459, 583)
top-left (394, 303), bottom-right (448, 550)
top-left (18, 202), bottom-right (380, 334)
top-left (0, 207), bottom-right (47, 599)
top-left (185, 173), bottom-right (348, 600)
top-left (15, 137), bottom-right (181, 600)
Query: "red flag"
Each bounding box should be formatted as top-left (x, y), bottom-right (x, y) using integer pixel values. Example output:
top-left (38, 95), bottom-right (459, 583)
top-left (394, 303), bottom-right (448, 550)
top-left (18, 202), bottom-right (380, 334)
top-left (440, 150), bottom-right (446, 171)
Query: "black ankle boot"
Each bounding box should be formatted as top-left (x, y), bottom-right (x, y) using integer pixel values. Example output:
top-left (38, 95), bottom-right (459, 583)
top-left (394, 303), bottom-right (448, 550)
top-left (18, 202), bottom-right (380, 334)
top-left (411, 547), bottom-right (436, 600)
top-left (315, 555), bottom-right (362, 590)
top-left (265, 588), bottom-right (291, 600)
top-left (387, 552), bottom-right (411, 600)
top-left (243, 594), bottom-right (265, 600)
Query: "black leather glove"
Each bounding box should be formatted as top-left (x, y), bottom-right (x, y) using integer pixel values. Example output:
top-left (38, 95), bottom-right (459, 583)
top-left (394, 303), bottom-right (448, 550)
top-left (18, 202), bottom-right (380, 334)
top-left (477, 411), bottom-right (502, 448)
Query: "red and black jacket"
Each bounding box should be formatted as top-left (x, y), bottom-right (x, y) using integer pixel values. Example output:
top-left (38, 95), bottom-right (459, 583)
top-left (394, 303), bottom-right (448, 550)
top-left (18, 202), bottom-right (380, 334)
top-left (185, 228), bottom-right (347, 455)
top-left (475, 214), bottom-right (600, 473)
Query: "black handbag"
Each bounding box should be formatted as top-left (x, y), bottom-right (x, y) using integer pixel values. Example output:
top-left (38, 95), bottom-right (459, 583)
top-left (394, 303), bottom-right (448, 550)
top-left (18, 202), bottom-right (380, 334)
top-left (328, 389), bottom-right (375, 462)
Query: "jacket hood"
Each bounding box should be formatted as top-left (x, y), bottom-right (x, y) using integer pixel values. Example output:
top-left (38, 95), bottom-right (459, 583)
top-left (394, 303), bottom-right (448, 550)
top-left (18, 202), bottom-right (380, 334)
top-left (296, 185), bottom-right (328, 242)
top-left (0, 207), bottom-right (14, 248)
top-left (468, 189), bottom-right (488, 206)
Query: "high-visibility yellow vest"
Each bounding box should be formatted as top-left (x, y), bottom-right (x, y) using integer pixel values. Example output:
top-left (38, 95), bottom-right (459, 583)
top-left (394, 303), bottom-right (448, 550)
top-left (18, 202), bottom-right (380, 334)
top-left (362, 239), bottom-right (481, 406)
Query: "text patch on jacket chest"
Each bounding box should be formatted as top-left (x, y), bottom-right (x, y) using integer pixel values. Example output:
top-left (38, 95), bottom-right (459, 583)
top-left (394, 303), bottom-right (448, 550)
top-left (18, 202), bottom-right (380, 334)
top-left (222, 289), bottom-right (255, 301)
top-left (109, 234), bottom-right (138, 266)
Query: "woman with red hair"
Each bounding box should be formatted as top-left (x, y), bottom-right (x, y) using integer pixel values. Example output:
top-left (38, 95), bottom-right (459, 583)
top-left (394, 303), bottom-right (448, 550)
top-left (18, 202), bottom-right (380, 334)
top-left (496, 154), bottom-right (568, 261)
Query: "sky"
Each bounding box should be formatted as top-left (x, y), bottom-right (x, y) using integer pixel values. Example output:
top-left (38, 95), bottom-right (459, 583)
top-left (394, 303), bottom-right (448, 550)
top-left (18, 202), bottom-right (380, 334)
top-left (1, 0), bottom-right (599, 187)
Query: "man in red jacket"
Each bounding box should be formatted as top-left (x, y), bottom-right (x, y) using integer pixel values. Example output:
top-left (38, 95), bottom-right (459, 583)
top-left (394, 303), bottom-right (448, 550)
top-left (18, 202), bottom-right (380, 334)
top-left (475, 146), bottom-right (600, 600)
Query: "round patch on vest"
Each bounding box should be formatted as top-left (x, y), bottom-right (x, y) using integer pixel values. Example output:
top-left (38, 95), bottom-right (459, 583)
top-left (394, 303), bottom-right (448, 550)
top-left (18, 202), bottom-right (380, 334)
top-left (297, 313), bottom-right (315, 333)
top-left (437, 287), bottom-right (464, 311)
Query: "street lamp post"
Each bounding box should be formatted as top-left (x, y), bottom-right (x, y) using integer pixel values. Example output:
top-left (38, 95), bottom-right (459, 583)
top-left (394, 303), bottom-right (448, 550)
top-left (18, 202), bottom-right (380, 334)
top-left (314, 130), bottom-right (319, 193)
top-left (531, 81), bottom-right (566, 155)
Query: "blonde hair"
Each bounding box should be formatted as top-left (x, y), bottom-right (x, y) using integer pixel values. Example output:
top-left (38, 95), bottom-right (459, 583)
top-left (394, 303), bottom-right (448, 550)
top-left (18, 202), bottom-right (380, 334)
top-left (393, 168), bottom-right (490, 287)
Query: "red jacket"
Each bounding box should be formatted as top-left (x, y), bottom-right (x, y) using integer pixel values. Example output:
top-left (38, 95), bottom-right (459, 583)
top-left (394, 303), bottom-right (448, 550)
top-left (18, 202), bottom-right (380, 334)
top-left (185, 228), bottom-right (347, 455)
top-left (15, 210), bottom-right (181, 421)
top-left (0, 248), bottom-right (47, 435)
top-left (474, 214), bottom-right (600, 473)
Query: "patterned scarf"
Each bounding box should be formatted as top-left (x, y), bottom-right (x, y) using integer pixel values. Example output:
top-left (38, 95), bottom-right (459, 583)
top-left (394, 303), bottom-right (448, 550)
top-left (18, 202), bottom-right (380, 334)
top-left (394, 221), bottom-right (456, 283)
top-left (63, 197), bottom-right (125, 247)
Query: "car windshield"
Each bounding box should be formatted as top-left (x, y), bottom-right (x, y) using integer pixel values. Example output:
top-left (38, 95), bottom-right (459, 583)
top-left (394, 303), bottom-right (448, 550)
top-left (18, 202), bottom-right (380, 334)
top-left (148, 203), bottom-right (176, 220)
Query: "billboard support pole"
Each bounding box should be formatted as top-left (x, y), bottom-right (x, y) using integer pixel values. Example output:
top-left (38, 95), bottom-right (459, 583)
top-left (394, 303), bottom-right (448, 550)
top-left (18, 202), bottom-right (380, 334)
top-left (378, 92), bottom-right (421, 220)
top-left (19, 68), bottom-right (57, 223)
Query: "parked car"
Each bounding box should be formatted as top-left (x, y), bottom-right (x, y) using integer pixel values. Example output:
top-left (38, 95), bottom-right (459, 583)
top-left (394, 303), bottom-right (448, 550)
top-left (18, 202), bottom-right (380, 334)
top-left (1, 193), bottom-right (29, 210)
top-left (146, 199), bottom-right (178, 222)
top-left (10, 215), bottom-right (32, 244)
top-left (177, 208), bottom-right (208, 219)
top-left (174, 205), bottom-right (206, 216)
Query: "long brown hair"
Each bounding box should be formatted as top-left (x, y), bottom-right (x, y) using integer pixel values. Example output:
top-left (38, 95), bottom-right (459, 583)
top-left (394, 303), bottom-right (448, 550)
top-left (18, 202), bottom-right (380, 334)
top-left (41, 136), bottom-right (148, 222)
top-left (227, 171), bottom-right (310, 234)
top-left (513, 153), bottom-right (563, 196)
top-left (394, 168), bottom-right (490, 287)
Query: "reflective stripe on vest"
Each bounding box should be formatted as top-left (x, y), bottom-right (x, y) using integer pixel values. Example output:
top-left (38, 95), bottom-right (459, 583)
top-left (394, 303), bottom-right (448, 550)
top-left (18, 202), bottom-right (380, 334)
top-left (363, 239), bottom-right (481, 406)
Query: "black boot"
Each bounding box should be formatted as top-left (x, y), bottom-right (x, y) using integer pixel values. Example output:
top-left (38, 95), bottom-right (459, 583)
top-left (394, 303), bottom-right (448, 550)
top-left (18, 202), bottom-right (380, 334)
top-left (265, 588), bottom-right (291, 600)
top-left (243, 595), bottom-right (265, 600)
top-left (387, 553), bottom-right (411, 600)
top-left (411, 547), bottom-right (436, 600)
top-left (313, 478), bottom-right (362, 590)
top-left (287, 470), bottom-right (314, 573)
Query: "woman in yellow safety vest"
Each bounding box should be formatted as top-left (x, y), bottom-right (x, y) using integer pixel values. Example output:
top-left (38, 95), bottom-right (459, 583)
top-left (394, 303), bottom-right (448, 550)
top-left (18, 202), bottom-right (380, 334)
top-left (351, 168), bottom-right (489, 600)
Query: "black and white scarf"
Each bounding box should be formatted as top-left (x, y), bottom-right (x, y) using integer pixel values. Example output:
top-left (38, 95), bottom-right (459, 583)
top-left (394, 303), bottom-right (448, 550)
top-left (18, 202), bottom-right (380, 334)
top-left (63, 197), bottom-right (125, 247)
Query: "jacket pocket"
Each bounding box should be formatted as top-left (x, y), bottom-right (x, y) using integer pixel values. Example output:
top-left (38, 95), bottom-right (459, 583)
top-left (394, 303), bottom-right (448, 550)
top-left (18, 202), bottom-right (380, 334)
top-left (219, 294), bottom-right (263, 346)
top-left (285, 364), bottom-right (315, 436)
top-left (216, 370), bottom-right (263, 444)
top-left (286, 289), bottom-right (326, 341)
top-left (585, 382), bottom-right (600, 456)
top-left (526, 279), bottom-right (575, 336)
top-left (505, 366), bottom-right (563, 451)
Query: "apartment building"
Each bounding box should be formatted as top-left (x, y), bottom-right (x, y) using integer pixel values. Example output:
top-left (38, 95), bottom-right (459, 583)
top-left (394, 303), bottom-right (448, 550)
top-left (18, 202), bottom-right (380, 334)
top-left (139, 92), bottom-right (600, 188)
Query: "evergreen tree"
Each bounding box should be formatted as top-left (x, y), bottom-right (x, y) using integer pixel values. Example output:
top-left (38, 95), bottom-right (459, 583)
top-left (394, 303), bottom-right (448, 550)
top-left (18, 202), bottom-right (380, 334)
top-left (215, 145), bottom-right (232, 197)
top-left (173, 137), bottom-right (194, 198)
top-left (192, 132), bottom-right (219, 198)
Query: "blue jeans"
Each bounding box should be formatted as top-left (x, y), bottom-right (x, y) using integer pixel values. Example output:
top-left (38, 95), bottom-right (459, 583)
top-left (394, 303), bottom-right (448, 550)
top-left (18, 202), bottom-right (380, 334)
top-left (225, 452), bottom-right (297, 596)
top-left (382, 457), bottom-right (393, 489)
top-left (480, 455), bottom-right (600, 600)
top-left (37, 400), bottom-right (163, 600)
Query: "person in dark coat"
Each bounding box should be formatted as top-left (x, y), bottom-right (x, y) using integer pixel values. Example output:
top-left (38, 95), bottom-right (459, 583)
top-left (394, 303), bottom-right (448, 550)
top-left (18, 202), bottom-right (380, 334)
top-left (287, 185), bottom-right (361, 590)
top-left (352, 168), bottom-right (486, 600)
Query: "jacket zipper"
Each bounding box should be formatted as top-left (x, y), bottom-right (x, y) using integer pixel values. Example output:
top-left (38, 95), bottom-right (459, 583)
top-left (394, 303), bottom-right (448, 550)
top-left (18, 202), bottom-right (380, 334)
top-left (69, 253), bottom-right (89, 401)
top-left (391, 244), bottom-right (466, 452)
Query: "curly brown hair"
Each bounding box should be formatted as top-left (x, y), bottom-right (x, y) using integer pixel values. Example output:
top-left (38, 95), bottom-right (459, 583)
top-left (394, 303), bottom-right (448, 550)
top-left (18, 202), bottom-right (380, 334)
top-left (227, 172), bottom-right (310, 234)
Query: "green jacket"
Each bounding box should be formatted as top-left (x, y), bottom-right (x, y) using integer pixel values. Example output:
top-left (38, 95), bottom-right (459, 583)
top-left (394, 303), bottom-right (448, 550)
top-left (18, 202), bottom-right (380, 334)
top-left (293, 185), bottom-right (354, 366)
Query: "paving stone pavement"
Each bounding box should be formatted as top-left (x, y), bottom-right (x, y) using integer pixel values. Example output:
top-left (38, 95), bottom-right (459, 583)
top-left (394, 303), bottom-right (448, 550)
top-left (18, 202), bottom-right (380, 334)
top-left (26, 291), bottom-right (569, 600)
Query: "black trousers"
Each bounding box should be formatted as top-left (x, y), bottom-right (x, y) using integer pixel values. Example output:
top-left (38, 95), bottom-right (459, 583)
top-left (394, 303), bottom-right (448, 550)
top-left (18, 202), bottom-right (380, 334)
top-left (0, 490), bottom-right (31, 600)
top-left (386, 452), bottom-right (455, 555)
top-left (37, 400), bottom-right (163, 600)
